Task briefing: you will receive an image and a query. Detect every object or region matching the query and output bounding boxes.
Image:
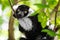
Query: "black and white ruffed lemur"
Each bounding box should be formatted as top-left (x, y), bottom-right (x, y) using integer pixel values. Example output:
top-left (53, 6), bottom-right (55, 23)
top-left (13, 4), bottom-right (56, 40)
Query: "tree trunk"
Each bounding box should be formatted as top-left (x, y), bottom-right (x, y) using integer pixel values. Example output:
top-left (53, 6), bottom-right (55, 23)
top-left (8, 0), bottom-right (18, 40)
top-left (8, 13), bottom-right (15, 40)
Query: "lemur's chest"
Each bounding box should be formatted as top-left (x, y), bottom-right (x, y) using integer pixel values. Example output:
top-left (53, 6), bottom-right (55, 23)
top-left (18, 17), bottom-right (33, 31)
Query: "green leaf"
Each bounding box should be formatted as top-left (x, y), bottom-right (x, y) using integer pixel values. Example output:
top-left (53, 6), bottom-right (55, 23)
top-left (1, 0), bottom-right (10, 10)
top-left (57, 30), bottom-right (60, 39)
top-left (38, 12), bottom-right (47, 28)
top-left (46, 0), bottom-right (57, 5)
top-left (34, 4), bottom-right (49, 9)
top-left (0, 0), bottom-right (2, 4)
top-left (41, 29), bottom-right (56, 37)
top-left (46, 0), bottom-right (57, 9)
top-left (0, 16), bottom-right (4, 26)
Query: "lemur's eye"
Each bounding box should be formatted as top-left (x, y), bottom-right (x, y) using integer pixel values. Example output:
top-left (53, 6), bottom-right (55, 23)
top-left (18, 9), bottom-right (20, 12)
top-left (24, 11), bottom-right (27, 13)
top-left (18, 11), bottom-right (21, 14)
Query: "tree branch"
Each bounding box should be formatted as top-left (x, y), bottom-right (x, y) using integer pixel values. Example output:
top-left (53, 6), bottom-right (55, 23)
top-left (50, 0), bottom-right (60, 15)
top-left (8, 0), bottom-right (19, 40)
top-left (50, 0), bottom-right (60, 31)
top-left (8, 0), bottom-right (15, 40)
top-left (50, 0), bottom-right (60, 26)
top-left (55, 0), bottom-right (60, 27)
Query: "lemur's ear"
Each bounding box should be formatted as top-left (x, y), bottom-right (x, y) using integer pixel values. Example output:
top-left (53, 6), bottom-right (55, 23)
top-left (26, 8), bottom-right (34, 17)
top-left (12, 4), bottom-right (20, 15)
top-left (13, 4), bottom-right (20, 11)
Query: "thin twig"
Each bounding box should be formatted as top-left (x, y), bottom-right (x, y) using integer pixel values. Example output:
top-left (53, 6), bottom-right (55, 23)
top-left (8, 0), bottom-right (16, 13)
top-left (50, 0), bottom-right (60, 31)
top-left (50, 0), bottom-right (60, 15)
top-left (54, 1), bottom-right (59, 27)
top-left (50, 0), bottom-right (60, 27)
top-left (54, 0), bottom-right (60, 27)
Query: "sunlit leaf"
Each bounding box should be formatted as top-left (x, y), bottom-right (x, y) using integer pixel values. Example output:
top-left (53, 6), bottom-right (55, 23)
top-left (38, 12), bottom-right (47, 28)
top-left (34, 4), bottom-right (49, 9)
top-left (46, 0), bottom-right (57, 5)
top-left (41, 29), bottom-right (56, 37)
top-left (0, 0), bottom-right (2, 4)
top-left (46, 0), bottom-right (57, 9)
top-left (57, 16), bottom-right (60, 25)
top-left (57, 30), bottom-right (60, 39)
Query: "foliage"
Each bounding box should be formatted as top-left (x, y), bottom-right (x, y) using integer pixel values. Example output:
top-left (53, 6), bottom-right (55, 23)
top-left (0, 0), bottom-right (60, 40)
top-left (41, 29), bottom-right (56, 37)
top-left (42, 29), bottom-right (60, 37)
top-left (38, 12), bottom-right (47, 28)
top-left (0, 0), bottom-right (10, 10)
top-left (34, 4), bottom-right (49, 9)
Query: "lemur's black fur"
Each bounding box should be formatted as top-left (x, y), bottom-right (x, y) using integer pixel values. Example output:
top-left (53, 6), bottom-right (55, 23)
top-left (13, 5), bottom-right (54, 40)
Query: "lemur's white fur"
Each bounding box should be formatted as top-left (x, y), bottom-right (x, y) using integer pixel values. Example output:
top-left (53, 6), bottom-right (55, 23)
top-left (18, 17), bottom-right (33, 31)
top-left (13, 4), bottom-right (21, 11)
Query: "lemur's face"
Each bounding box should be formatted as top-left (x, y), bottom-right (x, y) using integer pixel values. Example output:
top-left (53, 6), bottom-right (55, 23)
top-left (13, 5), bottom-right (29, 19)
